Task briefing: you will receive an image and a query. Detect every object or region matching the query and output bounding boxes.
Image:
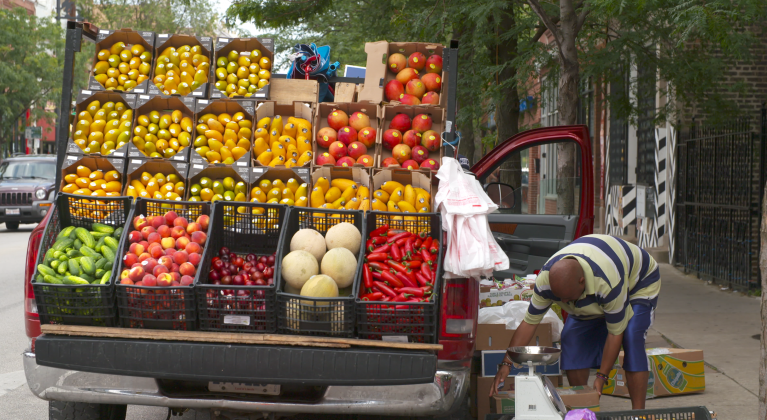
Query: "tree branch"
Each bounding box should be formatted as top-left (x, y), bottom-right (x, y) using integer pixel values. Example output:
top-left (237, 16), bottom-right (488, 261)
top-left (527, 0), bottom-right (562, 45)
top-left (530, 14), bottom-right (561, 46)
top-left (575, 3), bottom-right (591, 34)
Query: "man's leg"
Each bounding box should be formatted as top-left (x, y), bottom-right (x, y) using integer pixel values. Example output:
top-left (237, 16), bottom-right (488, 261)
top-left (565, 368), bottom-right (590, 386)
top-left (622, 302), bottom-right (655, 409)
top-left (560, 315), bottom-right (608, 386)
top-left (625, 370), bottom-right (649, 409)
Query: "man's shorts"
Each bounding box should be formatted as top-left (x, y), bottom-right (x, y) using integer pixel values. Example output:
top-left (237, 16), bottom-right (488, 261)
top-left (560, 302), bottom-right (655, 372)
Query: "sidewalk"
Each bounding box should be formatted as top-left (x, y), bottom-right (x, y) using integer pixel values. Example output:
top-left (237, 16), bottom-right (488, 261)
top-left (595, 264), bottom-right (761, 418)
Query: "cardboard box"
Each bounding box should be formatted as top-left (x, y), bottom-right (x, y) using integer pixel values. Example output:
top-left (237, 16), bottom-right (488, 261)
top-left (476, 323), bottom-right (552, 351)
top-left (186, 165), bottom-right (249, 201)
top-left (334, 82), bottom-right (358, 102)
top-left (358, 41), bottom-right (447, 108)
top-left (87, 29), bottom-right (155, 94)
top-left (252, 101), bottom-right (314, 168)
top-left (124, 157), bottom-right (189, 199)
top-left (479, 285), bottom-right (534, 308)
top-left (250, 166), bottom-right (312, 206)
top-left (314, 102), bottom-right (381, 169)
top-left (471, 374), bottom-right (513, 420)
top-left (379, 105), bottom-right (444, 173)
top-left (148, 34), bottom-right (213, 98)
top-left (371, 168), bottom-right (432, 211)
top-left (269, 78), bottom-right (319, 106)
top-left (61, 155), bottom-right (127, 194)
top-left (603, 348), bottom-right (705, 399)
top-left (190, 98), bottom-right (256, 176)
top-left (209, 37), bottom-right (274, 100)
top-left (122, 95), bottom-right (196, 162)
top-left (310, 166), bottom-right (372, 207)
top-left (66, 90), bottom-right (138, 157)
top-left (491, 386), bottom-right (599, 414)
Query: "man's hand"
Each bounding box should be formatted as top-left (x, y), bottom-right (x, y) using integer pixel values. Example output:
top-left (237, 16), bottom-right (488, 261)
top-left (489, 365), bottom-right (511, 397)
top-left (593, 376), bottom-right (605, 396)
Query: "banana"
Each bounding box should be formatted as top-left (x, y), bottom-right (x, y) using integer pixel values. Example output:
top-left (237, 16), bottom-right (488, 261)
top-left (381, 181), bottom-right (404, 194)
top-left (331, 178), bottom-right (357, 191)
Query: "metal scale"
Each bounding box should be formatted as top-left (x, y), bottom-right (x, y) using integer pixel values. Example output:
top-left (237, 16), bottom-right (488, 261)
top-left (509, 346), bottom-right (568, 420)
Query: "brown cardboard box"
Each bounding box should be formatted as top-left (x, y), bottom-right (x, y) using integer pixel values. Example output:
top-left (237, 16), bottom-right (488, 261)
top-left (314, 102), bottom-right (381, 169)
top-left (124, 158), bottom-right (189, 199)
top-left (186, 165), bottom-right (249, 201)
top-left (479, 285), bottom-right (534, 308)
top-left (558, 386), bottom-right (601, 411)
top-left (379, 105), bottom-right (444, 173)
top-left (190, 98), bottom-right (256, 179)
top-left (334, 82), bottom-right (358, 102)
top-left (126, 95), bottom-right (196, 162)
top-left (66, 90), bottom-right (137, 157)
top-left (603, 348), bottom-right (705, 399)
top-left (252, 101), bottom-right (315, 168)
top-left (250, 166), bottom-right (312, 206)
top-left (358, 41), bottom-right (447, 108)
top-left (371, 168), bottom-right (432, 211)
top-left (270, 78), bottom-right (320, 106)
top-left (310, 167), bottom-right (372, 208)
top-left (87, 29), bottom-right (155, 94)
top-left (148, 34), bottom-right (213, 98)
top-left (209, 37), bottom-right (274, 100)
top-left (61, 155), bottom-right (127, 194)
top-left (476, 323), bottom-right (553, 351)
top-left (471, 374), bottom-right (514, 420)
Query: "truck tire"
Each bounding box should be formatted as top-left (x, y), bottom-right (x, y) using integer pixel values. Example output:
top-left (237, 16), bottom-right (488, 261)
top-left (6, 221), bottom-right (19, 230)
top-left (49, 401), bottom-right (127, 420)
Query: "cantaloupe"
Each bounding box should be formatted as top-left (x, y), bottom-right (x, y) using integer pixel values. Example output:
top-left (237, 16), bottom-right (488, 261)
top-left (300, 275), bottom-right (339, 298)
top-left (325, 222), bottom-right (361, 255)
top-left (284, 282), bottom-right (302, 295)
top-left (282, 250), bottom-right (319, 290)
top-left (320, 247), bottom-right (357, 288)
top-left (290, 228), bottom-right (327, 263)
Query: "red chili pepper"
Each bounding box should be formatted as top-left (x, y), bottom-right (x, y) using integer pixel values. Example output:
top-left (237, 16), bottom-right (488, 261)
top-left (404, 237), bottom-right (414, 260)
top-left (418, 231), bottom-right (428, 239)
top-left (372, 271), bottom-right (383, 281)
top-left (393, 293), bottom-right (408, 302)
top-left (421, 261), bottom-right (433, 279)
top-left (366, 239), bottom-right (374, 250)
top-left (391, 242), bottom-right (402, 261)
top-left (366, 252), bottom-right (388, 262)
top-left (386, 229), bottom-right (407, 237)
top-left (398, 287), bottom-right (425, 297)
top-left (405, 269), bottom-right (418, 285)
top-left (369, 224), bottom-right (389, 238)
top-left (407, 297), bottom-right (422, 303)
top-left (387, 260), bottom-right (407, 272)
top-left (371, 244), bottom-right (390, 253)
top-left (429, 240), bottom-right (439, 254)
top-left (421, 249), bottom-right (434, 264)
top-left (374, 281), bottom-right (397, 297)
top-left (361, 292), bottom-right (383, 301)
top-left (395, 237), bottom-right (408, 247)
top-left (404, 260), bottom-right (421, 269)
top-left (394, 271), bottom-right (417, 288)
top-left (382, 296), bottom-right (391, 302)
top-left (416, 272), bottom-right (431, 287)
top-left (363, 263), bottom-right (373, 290)
top-left (395, 305), bottom-right (410, 310)
top-left (387, 231), bottom-right (412, 243)
top-left (410, 254), bottom-right (423, 262)
top-left (421, 236), bottom-right (433, 251)
top-left (380, 271), bottom-right (404, 288)
top-left (371, 236), bottom-right (387, 245)
top-left (414, 237), bottom-right (423, 249)
top-left (368, 261), bottom-right (388, 272)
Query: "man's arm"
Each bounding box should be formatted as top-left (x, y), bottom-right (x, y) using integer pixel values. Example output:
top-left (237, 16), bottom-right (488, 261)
top-left (594, 332), bottom-right (623, 394)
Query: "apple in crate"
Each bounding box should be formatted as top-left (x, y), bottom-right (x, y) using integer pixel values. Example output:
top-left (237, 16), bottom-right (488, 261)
top-left (412, 114), bottom-right (433, 133)
top-left (396, 68), bottom-right (420, 86)
top-left (348, 141), bottom-right (368, 159)
top-left (412, 145), bottom-right (430, 165)
top-left (336, 156), bottom-right (356, 167)
top-left (327, 109), bottom-right (349, 131)
top-left (421, 73), bottom-right (441, 92)
top-left (408, 52), bottom-right (426, 71)
top-left (406, 79), bottom-right (426, 99)
top-left (402, 130), bottom-right (421, 148)
top-left (398, 94), bottom-right (421, 106)
top-left (422, 92), bottom-right (440, 105)
top-left (356, 155), bottom-right (374, 167)
top-left (401, 159), bottom-right (419, 170)
top-left (381, 157), bottom-right (400, 168)
top-left (357, 127), bottom-right (376, 148)
top-left (425, 54), bottom-right (443, 74)
top-left (389, 113), bottom-right (412, 132)
top-left (382, 129), bottom-right (402, 150)
top-left (337, 126), bottom-right (357, 145)
top-left (349, 112), bottom-right (370, 131)
top-left (420, 158), bottom-right (440, 170)
top-left (385, 80), bottom-right (405, 101)
top-left (421, 130), bottom-right (441, 152)
top-left (316, 127), bottom-right (337, 148)
top-left (316, 152), bottom-right (336, 166)
top-left (328, 141), bottom-right (348, 160)
top-left (388, 53), bottom-right (407, 73)
top-left (392, 144), bottom-right (412, 164)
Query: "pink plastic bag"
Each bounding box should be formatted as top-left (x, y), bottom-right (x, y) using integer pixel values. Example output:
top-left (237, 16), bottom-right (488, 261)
top-left (564, 408), bottom-right (598, 420)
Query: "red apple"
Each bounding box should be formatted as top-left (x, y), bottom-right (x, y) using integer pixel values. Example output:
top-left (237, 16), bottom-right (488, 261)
top-left (196, 214), bottom-right (209, 231)
top-left (316, 127), bottom-right (338, 148)
top-left (422, 91), bottom-right (440, 105)
top-left (384, 80), bottom-right (405, 101)
top-left (157, 225), bottom-right (171, 238)
top-left (395, 68), bottom-right (420, 85)
top-left (185, 242), bottom-right (202, 255)
top-left (188, 252), bottom-right (202, 266)
top-left (412, 145), bottom-right (430, 165)
top-left (425, 54), bottom-right (443, 74)
top-left (123, 253), bottom-right (138, 267)
top-left (152, 264), bottom-right (168, 277)
top-left (147, 232), bottom-right (161, 244)
top-left (160, 237), bottom-right (176, 249)
top-left (176, 236), bottom-right (190, 250)
top-left (327, 109), bottom-right (349, 131)
top-left (316, 152), bottom-right (336, 166)
top-left (142, 274), bottom-right (157, 287)
top-left (408, 52), bottom-right (426, 71)
top-left (173, 217), bottom-right (188, 229)
top-left (140, 225), bottom-right (155, 239)
top-left (180, 275), bottom-right (194, 286)
top-left (156, 273), bottom-right (173, 287)
top-left (421, 72), bottom-right (442, 92)
top-left (357, 127), bottom-right (376, 148)
top-left (337, 126), bottom-right (357, 146)
top-left (389, 113), bottom-right (412, 132)
top-left (171, 226), bottom-right (186, 239)
top-left (356, 155), bottom-right (374, 167)
top-left (405, 79), bottom-right (426, 99)
top-left (402, 130), bottom-right (422, 148)
top-left (398, 94), bottom-right (421, 106)
top-left (401, 159), bottom-right (420, 170)
top-left (421, 130), bottom-right (440, 151)
top-left (382, 129), bottom-right (402, 150)
top-left (347, 141), bottom-right (368, 159)
top-left (186, 222), bottom-right (201, 234)
top-left (336, 156), bottom-right (356, 167)
top-left (412, 114), bottom-right (433, 133)
top-left (392, 144), bottom-right (412, 164)
top-left (128, 266), bottom-right (145, 281)
top-left (164, 211), bottom-right (178, 225)
top-left (388, 53), bottom-right (407, 73)
top-left (348, 112), bottom-right (370, 131)
top-left (179, 262), bottom-right (196, 276)
top-left (420, 158), bottom-right (440, 170)
top-left (328, 141), bottom-right (348, 160)
top-left (128, 230), bottom-right (142, 243)
top-left (382, 157), bottom-right (400, 168)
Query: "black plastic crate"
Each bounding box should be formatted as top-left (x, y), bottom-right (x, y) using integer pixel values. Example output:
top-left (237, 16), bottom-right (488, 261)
top-left (355, 211), bottom-right (444, 344)
top-left (596, 406), bottom-right (713, 420)
top-left (115, 198), bottom-right (212, 330)
top-left (32, 193), bottom-right (132, 327)
top-left (196, 201), bottom-right (288, 333)
top-left (275, 207), bottom-right (365, 337)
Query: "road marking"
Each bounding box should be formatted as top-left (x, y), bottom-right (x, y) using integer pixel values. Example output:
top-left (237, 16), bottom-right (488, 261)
top-left (0, 370), bottom-right (28, 397)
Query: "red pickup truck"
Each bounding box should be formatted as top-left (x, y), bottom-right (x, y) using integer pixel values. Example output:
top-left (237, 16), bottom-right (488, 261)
top-left (22, 126), bottom-right (592, 419)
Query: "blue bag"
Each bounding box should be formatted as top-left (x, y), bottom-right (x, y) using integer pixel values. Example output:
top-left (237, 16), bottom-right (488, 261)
top-left (287, 43), bottom-right (340, 102)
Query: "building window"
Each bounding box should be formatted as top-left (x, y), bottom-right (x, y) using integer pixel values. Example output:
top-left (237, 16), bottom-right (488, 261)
top-left (609, 68), bottom-right (629, 186)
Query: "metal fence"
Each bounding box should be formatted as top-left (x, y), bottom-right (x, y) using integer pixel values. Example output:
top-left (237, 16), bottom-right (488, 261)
top-left (674, 110), bottom-right (764, 290)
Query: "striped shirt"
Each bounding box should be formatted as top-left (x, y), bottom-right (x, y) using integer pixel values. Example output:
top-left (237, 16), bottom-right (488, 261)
top-left (524, 234), bottom-right (661, 335)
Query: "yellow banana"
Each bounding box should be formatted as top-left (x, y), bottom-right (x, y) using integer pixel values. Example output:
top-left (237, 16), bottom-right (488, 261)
top-left (310, 187), bottom-right (325, 207)
top-left (389, 187), bottom-right (403, 203)
top-left (324, 186), bottom-right (342, 203)
top-left (315, 177), bottom-right (330, 195)
top-left (404, 184), bottom-right (416, 205)
top-left (257, 117), bottom-right (271, 130)
top-left (356, 185), bottom-right (370, 200)
top-left (382, 181), bottom-right (404, 194)
top-left (331, 178), bottom-right (357, 191)
top-left (371, 198), bottom-right (387, 211)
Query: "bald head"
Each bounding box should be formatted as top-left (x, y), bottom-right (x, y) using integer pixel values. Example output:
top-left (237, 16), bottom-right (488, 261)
top-left (549, 258), bottom-right (585, 303)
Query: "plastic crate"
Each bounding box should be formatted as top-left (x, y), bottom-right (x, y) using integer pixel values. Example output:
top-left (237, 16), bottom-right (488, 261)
top-left (196, 201), bottom-right (288, 333)
top-left (596, 407), bottom-right (713, 420)
top-left (355, 211), bottom-right (444, 344)
top-left (32, 193), bottom-right (132, 327)
top-left (275, 207), bottom-right (365, 337)
top-left (115, 198), bottom-right (212, 330)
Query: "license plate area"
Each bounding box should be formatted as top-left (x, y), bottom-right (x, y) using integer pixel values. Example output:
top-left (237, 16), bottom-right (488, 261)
top-left (208, 382), bottom-right (281, 395)
top-left (6, 209), bottom-right (19, 215)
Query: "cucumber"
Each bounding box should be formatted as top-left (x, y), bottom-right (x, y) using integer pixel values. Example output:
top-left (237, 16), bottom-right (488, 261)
top-left (43, 248), bottom-right (56, 264)
top-left (58, 254), bottom-right (68, 261)
top-left (80, 246), bottom-right (101, 259)
top-left (101, 246), bottom-right (115, 262)
top-left (103, 236), bottom-right (119, 252)
top-left (100, 271), bottom-right (111, 284)
top-left (79, 272), bottom-right (94, 282)
top-left (74, 238), bottom-right (82, 249)
top-left (37, 264), bottom-right (56, 277)
top-left (43, 275), bottom-right (63, 284)
top-left (92, 223), bottom-right (115, 234)
top-left (94, 236), bottom-right (106, 251)
top-left (67, 258), bottom-right (81, 276)
top-left (56, 262), bottom-right (68, 275)
top-left (50, 260), bottom-right (60, 270)
top-left (104, 261), bottom-right (113, 271)
top-left (58, 226), bottom-right (76, 239)
top-left (113, 227), bottom-right (123, 239)
top-left (62, 276), bottom-right (90, 285)
top-left (91, 231), bottom-right (110, 238)
top-left (53, 250), bottom-right (64, 259)
top-left (52, 238), bottom-right (74, 252)
top-left (95, 268), bottom-right (105, 279)
top-left (80, 256), bottom-right (95, 275)
top-left (74, 227), bottom-right (95, 248)
top-left (95, 257), bottom-right (107, 270)
top-left (66, 249), bottom-right (82, 258)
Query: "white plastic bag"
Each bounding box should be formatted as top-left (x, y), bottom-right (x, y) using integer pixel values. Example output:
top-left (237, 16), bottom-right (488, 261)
top-left (477, 301), bottom-right (564, 341)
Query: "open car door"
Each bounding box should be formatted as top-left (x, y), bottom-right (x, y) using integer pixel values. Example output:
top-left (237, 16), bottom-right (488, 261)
top-left (471, 126), bottom-right (593, 279)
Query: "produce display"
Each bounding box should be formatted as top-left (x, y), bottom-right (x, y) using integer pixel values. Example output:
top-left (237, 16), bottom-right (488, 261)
top-left (384, 52), bottom-right (442, 105)
top-left (207, 247), bottom-right (276, 291)
top-left (214, 49), bottom-right (271, 97)
top-left (153, 44), bottom-right (210, 96)
top-left (315, 110), bottom-right (376, 167)
top-left (309, 177), bottom-right (370, 211)
top-left (254, 115), bottom-right (313, 167)
top-left (119, 211), bottom-right (209, 287)
top-left (194, 112), bottom-right (253, 164)
top-left (250, 177), bottom-right (308, 207)
top-left (359, 224), bottom-right (438, 302)
top-left (126, 172), bottom-right (185, 201)
top-left (93, 42), bottom-right (152, 91)
top-left (36, 223), bottom-right (123, 285)
top-left (371, 181), bottom-right (431, 213)
top-left (133, 110), bottom-right (194, 158)
top-left (381, 113), bottom-right (440, 170)
top-left (282, 222), bottom-right (362, 297)
top-left (62, 166), bottom-right (123, 197)
top-left (72, 100), bottom-right (133, 155)
top-left (189, 176), bottom-right (247, 202)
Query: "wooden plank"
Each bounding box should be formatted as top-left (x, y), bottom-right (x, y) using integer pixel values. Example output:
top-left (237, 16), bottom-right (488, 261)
top-left (270, 78), bottom-right (319, 105)
top-left (334, 83), bottom-right (357, 102)
top-left (41, 325), bottom-right (443, 351)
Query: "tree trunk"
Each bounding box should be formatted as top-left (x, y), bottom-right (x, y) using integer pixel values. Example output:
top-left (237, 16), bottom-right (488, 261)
top-left (458, 111), bottom-right (476, 165)
top-left (494, 1), bottom-right (521, 201)
top-left (760, 181), bottom-right (767, 419)
top-left (593, 78), bottom-right (603, 231)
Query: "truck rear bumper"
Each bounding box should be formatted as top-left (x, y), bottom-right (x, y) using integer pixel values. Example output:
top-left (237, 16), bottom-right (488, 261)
top-left (24, 351), bottom-right (470, 416)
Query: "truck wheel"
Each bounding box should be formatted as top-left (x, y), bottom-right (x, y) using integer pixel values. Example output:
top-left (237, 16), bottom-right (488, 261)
top-left (49, 401), bottom-right (127, 420)
top-left (6, 221), bottom-right (19, 230)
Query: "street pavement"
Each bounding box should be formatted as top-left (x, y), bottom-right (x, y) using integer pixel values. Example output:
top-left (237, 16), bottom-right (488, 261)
top-left (0, 225), bottom-right (760, 419)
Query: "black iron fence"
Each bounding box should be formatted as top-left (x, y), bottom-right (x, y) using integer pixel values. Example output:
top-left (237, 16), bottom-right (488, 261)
top-left (674, 110), bottom-right (765, 290)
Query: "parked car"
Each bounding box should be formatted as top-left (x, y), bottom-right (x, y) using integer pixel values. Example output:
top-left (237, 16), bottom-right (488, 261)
top-left (0, 155), bottom-right (56, 230)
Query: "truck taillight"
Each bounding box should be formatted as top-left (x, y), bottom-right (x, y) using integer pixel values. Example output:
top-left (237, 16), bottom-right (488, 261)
top-left (25, 228), bottom-right (42, 340)
top-left (437, 277), bottom-right (477, 361)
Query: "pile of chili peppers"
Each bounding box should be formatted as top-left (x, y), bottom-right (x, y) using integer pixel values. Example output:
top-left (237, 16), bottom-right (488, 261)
top-left (359, 224), bottom-right (439, 306)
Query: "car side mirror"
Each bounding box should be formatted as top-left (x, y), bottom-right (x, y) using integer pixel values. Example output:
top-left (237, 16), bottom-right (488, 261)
top-left (484, 182), bottom-right (515, 210)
